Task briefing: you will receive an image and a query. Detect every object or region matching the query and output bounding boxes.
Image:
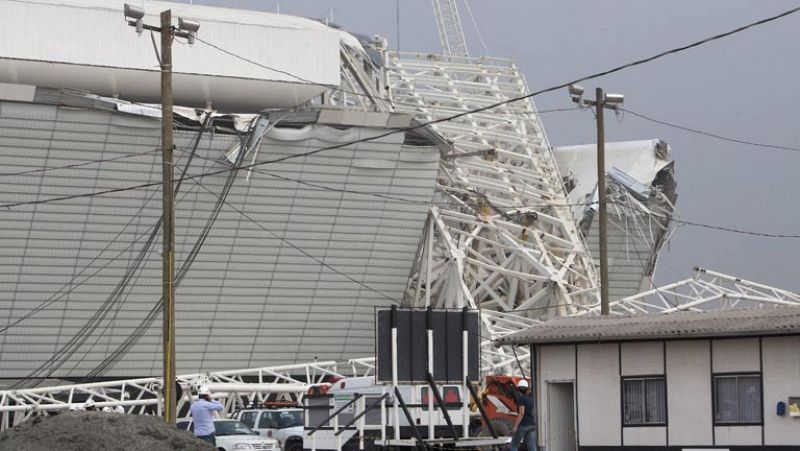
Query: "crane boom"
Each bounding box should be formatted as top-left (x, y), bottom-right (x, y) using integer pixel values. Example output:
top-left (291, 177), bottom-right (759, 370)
top-left (431, 0), bottom-right (469, 56)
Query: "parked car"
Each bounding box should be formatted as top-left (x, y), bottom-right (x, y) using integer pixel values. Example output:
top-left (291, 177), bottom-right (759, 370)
top-left (176, 418), bottom-right (279, 451)
top-left (235, 408), bottom-right (303, 451)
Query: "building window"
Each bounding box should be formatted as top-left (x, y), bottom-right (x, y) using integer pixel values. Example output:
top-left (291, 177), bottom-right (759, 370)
top-left (714, 374), bottom-right (762, 424)
top-left (622, 377), bottom-right (666, 425)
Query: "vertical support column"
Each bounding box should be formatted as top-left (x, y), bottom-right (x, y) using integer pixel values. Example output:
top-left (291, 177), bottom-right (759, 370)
top-left (427, 307), bottom-right (435, 440)
top-left (595, 87), bottom-right (609, 316)
top-left (381, 386), bottom-right (387, 444)
top-left (358, 396), bottom-right (366, 450)
top-left (334, 403), bottom-right (341, 451)
top-left (391, 305), bottom-right (400, 441)
top-left (461, 307), bottom-right (469, 438)
top-left (425, 218), bottom-right (434, 308)
top-left (160, 9), bottom-right (177, 426)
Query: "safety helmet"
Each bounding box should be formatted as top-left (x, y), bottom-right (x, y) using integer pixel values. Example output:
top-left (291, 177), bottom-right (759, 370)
top-left (198, 386), bottom-right (211, 396)
top-left (517, 379), bottom-right (529, 389)
top-left (84, 399), bottom-right (96, 408)
top-left (115, 406), bottom-right (125, 414)
top-left (102, 407), bottom-right (112, 413)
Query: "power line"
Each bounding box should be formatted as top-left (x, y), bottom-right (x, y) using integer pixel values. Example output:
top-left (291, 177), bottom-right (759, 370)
top-left (192, 180), bottom-right (402, 305)
top-left (3, 6), bottom-right (798, 215)
top-left (620, 107), bottom-right (800, 152)
top-left (609, 200), bottom-right (800, 239)
top-left (0, 148), bottom-right (162, 177)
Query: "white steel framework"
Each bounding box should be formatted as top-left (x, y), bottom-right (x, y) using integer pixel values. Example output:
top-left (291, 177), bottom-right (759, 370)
top-left (386, 53), bottom-right (599, 374)
top-left (577, 267), bottom-right (800, 315)
top-left (2, 269), bottom-right (797, 430)
top-left (0, 358), bottom-right (375, 430)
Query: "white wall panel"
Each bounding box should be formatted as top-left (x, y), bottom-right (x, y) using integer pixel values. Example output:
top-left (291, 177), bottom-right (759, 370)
top-left (762, 336), bottom-right (800, 446)
top-left (714, 425), bottom-right (761, 446)
top-left (577, 343), bottom-right (620, 446)
top-left (666, 340), bottom-right (712, 446)
top-left (712, 338), bottom-right (760, 373)
top-left (620, 341), bottom-right (663, 376)
top-left (622, 426), bottom-right (666, 446)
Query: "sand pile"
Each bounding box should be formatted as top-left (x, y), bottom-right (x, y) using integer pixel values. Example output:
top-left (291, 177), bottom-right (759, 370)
top-left (0, 411), bottom-right (216, 451)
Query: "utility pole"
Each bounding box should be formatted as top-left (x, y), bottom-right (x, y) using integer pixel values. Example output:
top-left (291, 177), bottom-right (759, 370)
top-left (159, 9), bottom-right (177, 426)
top-left (568, 85), bottom-right (624, 316)
top-left (125, 4), bottom-right (199, 425)
top-left (594, 87), bottom-right (609, 316)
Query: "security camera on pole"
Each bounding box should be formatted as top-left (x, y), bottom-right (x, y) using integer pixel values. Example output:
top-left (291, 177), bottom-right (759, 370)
top-left (568, 85), bottom-right (624, 316)
top-left (124, 3), bottom-right (199, 426)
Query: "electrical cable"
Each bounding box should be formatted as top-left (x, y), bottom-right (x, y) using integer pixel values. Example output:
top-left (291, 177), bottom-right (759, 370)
top-left (6, 4), bottom-right (799, 211)
top-left (0, 148), bottom-right (162, 177)
top-left (620, 107), bottom-right (800, 152)
top-left (7, 6), bottom-right (800, 378)
top-left (8, 117), bottom-right (214, 386)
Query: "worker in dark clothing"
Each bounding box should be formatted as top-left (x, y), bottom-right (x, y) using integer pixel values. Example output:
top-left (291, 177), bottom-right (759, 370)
top-left (510, 379), bottom-right (537, 451)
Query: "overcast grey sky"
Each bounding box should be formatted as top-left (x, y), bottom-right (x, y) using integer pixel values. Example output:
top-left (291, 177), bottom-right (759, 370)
top-left (187, 0), bottom-right (800, 291)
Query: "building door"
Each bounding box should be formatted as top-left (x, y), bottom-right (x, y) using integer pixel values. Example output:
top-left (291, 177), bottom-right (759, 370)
top-left (547, 382), bottom-right (576, 451)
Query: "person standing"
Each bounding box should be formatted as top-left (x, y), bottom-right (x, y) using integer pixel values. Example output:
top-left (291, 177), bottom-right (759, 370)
top-left (190, 386), bottom-right (224, 446)
top-left (510, 379), bottom-right (537, 451)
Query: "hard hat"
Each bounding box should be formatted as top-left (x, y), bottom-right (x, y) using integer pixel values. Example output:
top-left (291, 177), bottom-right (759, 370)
top-left (517, 379), bottom-right (529, 389)
top-left (115, 406), bottom-right (125, 414)
top-left (198, 386), bottom-right (211, 396)
top-left (84, 399), bottom-right (96, 408)
top-left (102, 407), bottom-right (112, 412)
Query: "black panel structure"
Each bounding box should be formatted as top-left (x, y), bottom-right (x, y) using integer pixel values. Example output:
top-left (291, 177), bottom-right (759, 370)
top-left (375, 308), bottom-right (480, 383)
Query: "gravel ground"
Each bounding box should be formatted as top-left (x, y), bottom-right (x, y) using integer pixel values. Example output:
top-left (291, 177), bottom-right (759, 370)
top-left (0, 411), bottom-right (217, 451)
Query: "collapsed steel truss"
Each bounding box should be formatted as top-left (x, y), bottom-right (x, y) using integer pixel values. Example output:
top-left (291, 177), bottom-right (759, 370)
top-left (578, 267), bottom-right (800, 316)
top-left (385, 52), bottom-right (599, 373)
top-left (4, 265), bottom-right (798, 430)
top-left (0, 359), bottom-right (376, 430)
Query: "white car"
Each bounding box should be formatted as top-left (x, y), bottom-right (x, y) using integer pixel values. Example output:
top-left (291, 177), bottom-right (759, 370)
top-left (235, 408), bottom-right (303, 451)
top-left (177, 418), bottom-right (279, 451)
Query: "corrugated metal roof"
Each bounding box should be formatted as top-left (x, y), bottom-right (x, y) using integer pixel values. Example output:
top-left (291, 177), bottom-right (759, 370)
top-left (0, 99), bottom-right (439, 378)
top-left (496, 306), bottom-right (800, 345)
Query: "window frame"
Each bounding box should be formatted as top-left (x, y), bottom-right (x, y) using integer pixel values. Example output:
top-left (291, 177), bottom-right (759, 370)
top-left (712, 372), bottom-right (763, 426)
top-left (621, 375), bottom-right (667, 427)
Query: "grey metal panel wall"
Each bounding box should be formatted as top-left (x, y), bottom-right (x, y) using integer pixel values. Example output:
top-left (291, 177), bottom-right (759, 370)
top-left (584, 215), bottom-right (657, 300)
top-left (0, 100), bottom-right (439, 378)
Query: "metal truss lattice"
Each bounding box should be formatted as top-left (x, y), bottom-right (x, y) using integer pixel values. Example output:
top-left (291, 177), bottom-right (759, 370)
top-left (0, 359), bottom-right (375, 430)
top-left (577, 267), bottom-right (800, 316)
top-left (386, 53), bottom-right (599, 373)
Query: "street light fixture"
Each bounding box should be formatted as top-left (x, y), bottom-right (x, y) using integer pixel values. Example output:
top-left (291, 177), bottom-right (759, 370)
top-left (124, 3), bottom-right (145, 35)
top-left (569, 86), bottom-right (626, 316)
top-left (178, 17), bottom-right (200, 44)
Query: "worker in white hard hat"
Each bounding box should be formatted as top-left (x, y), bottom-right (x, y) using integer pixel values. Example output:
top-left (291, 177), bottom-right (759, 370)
top-left (84, 399), bottom-right (96, 412)
top-left (114, 406), bottom-right (125, 414)
top-left (510, 378), bottom-right (537, 451)
top-left (190, 385), bottom-right (224, 446)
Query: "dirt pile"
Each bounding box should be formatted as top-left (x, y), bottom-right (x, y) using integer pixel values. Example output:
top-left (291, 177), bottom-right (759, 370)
top-left (0, 411), bottom-right (216, 451)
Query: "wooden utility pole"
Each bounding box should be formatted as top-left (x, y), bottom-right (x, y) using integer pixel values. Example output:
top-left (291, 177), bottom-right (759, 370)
top-left (594, 87), bottom-right (610, 316)
top-left (160, 9), bottom-right (177, 425)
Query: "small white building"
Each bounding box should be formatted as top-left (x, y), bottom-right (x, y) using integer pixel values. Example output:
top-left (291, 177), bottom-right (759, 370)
top-left (496, 307), bottom-right (800, 451)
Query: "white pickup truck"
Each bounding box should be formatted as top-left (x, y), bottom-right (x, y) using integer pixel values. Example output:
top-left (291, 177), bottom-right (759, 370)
top-left (235, 408), bottom-right (304, 451)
